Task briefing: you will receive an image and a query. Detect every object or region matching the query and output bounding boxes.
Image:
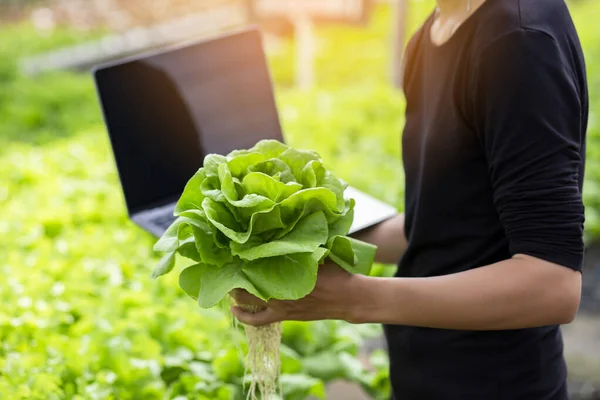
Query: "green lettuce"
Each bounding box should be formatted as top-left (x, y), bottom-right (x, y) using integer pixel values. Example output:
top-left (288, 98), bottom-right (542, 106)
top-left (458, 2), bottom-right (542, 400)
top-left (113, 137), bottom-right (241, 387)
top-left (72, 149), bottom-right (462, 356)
top-left (152, 139), bottom-right (377, 308)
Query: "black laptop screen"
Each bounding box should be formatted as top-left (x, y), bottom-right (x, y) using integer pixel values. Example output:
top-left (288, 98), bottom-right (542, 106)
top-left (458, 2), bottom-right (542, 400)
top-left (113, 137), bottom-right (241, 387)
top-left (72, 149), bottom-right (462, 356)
top-left (94, 29), bottom-right (284, 214)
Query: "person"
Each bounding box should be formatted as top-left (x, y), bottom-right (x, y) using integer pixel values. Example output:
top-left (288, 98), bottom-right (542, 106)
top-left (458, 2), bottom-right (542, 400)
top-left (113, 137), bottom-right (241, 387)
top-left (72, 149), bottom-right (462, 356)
top-left (232, 0), bottom-right (589, 398)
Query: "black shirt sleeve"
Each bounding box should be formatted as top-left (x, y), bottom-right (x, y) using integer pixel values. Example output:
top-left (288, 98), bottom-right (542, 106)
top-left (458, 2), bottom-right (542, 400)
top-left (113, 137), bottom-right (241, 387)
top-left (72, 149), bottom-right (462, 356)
top-left (473, 29), bottom-right (585, 271)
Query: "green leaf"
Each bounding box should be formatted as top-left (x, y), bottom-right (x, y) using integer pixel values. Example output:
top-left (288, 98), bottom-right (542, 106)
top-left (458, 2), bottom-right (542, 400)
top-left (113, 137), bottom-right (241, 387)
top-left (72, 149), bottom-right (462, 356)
top-left (278, 147), bottom-right (321, 180)
top-left (242, 172), bottom-right (302, 202)
top-left (202, 198), bottom-right (241, 236)
top-left (348, 237), bottom-right (377, 275)
top-left (250, 158), bottom-right (296, 183)
top-left (203, 154), bottom-right (227, 176)
top-left (218, 163), bottom-right (238, 202)
top-left (192, 226), bottom-right (233, 267)
top-left (279, 344), bottom-right (303, 374)
top-left (300, 160), bottom-right (325, 188)
top-left (228, 194), bottom-right (274, 211)
top-left (327, 235), bottom-right (358, 270)
top-left (203, 197), bottom-right (285, 244)
top-left (302, 352), bottom-right (345, 381)
top-left (200, 175), bottom-right (225, 202)
top-left (177, 237), bottom-right (201, 262)
top-left (319, 170), bottom-right (348, 212)
top-left (152, 251), bottom-right (176, 278)
top-left (327, 199), bottom-right (355, 238)
top-left (154, 216), bottom-right (199, 253)
top-left (230, 211), bottom-right (328, 261)
top-left (174, 168), bottom-right (207, 215)
top-left (281, 321), bottom-right (316, 356)
top-left (164, 347), bottom-right (195, 367)
top-left (153, 220), bottom-right (183, 253)
top-left (250, 206), bottom-right (287, 234)
top-left (178, 209), bottom-right (211, 232)
top-left (212, 348), bottom-right (244, 382)
top-left (179, 247), bottom-right (328, 306)
top-left (189, 361), bottom-right (217, 383)
top-left (369, 349), bottom-right (390, 370)
top-left (153, 217), bottom-right (194, 253)
top-left (179, 262), bottom-right (265, 308)
top-left (327, 236), bottom-right (377, 276)
top-left (227, 152), bottom-right (266, 177)
top-left (339, 352), bottom-right (369, 381)
top-left (178, 264), bottom-right (204, 299)
top-left (274, 196), bottom-right (348, 240)
top-left (279, 374), bottom-right (326, 400)
top-left (230, 139), bottom-right (288, 161)
top-left (154, 213), bottom-right (232, 267)
top-left (242, 247), bottom-right (328, 301)
top-left (279, 188), bottom-right (340, 221)
top-left (249, 139), bottom-right (289, 158)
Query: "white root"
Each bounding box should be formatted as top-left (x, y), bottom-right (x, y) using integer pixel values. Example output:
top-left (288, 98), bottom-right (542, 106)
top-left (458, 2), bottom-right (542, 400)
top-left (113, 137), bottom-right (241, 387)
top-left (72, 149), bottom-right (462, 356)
top-left (238, 303), bottom-right (283, 400)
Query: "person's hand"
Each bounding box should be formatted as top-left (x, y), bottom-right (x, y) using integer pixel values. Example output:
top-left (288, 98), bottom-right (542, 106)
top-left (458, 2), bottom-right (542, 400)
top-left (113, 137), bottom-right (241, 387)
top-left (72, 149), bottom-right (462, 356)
top-left (230, 263), bottom-right (363, 327)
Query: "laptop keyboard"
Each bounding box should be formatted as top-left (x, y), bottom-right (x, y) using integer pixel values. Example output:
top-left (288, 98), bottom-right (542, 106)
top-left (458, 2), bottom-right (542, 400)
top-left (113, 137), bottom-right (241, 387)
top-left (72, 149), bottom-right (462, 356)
top-left (152, 213), bottom-right (176, 230)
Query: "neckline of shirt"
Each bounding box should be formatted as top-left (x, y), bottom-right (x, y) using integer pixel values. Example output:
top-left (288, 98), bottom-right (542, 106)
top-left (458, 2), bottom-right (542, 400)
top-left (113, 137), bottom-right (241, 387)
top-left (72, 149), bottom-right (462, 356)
top-left (427, 0), bottom-right (495, 49)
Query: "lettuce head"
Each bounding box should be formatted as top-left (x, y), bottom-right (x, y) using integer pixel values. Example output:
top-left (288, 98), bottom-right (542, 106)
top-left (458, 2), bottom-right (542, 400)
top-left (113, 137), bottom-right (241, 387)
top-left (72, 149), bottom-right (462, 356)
top-left (152, 139), bottom-right (377, 308)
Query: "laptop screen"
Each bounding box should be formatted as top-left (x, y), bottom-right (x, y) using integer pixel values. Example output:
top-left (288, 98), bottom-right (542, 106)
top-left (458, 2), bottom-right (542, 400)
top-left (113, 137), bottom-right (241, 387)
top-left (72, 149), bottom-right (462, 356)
top-left (94, 29), bottom-right (284, 214)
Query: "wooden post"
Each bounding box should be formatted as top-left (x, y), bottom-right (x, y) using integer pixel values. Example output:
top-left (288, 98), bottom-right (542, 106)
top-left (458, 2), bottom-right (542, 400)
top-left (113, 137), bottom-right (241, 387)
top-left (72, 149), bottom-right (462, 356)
top-left (390, 0), bottom-right (408, 89)
top-left (293, 13), bottom-right (315, 90)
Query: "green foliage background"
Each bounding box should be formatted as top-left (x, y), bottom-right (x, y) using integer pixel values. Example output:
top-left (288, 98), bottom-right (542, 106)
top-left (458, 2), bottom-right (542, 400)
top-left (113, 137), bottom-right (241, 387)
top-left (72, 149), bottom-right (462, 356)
top-left (0, 1), bottom-right (598, 398)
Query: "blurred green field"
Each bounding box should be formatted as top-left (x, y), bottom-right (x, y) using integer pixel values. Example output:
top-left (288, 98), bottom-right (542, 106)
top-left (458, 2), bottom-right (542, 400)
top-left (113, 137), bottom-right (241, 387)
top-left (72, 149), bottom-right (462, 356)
top-left (0, 1), bottom-right (599, 399)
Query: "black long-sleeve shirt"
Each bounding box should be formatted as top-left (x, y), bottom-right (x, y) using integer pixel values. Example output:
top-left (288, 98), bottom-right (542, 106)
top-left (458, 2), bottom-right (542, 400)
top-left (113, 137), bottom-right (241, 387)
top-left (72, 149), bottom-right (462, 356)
top-left (386, 0), bottom-right (588, 398)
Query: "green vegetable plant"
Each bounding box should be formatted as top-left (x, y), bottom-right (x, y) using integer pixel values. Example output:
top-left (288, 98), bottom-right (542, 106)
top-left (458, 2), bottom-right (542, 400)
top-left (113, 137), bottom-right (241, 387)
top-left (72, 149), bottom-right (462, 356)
top-left (2, 1), bottom-right (599, 398)
top-left (152, 139), bottom-right (377, 399)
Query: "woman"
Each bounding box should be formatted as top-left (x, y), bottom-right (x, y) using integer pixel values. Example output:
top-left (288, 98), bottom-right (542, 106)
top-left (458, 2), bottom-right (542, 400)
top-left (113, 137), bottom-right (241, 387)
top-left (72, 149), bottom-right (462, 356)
top-left (233, 0), bottom-right (588, 398)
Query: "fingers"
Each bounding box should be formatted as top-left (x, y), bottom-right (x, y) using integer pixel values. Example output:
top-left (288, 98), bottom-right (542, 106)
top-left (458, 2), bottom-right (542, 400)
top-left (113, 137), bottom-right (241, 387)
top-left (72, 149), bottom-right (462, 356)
top-left (229, 289), bottom-right (267, 308)
top-left (319, 262), bottom-right (351, 275)
top-left (229, 290), bottom-right (283, 326)
top-left (231, 305), bottom-right (281, 327)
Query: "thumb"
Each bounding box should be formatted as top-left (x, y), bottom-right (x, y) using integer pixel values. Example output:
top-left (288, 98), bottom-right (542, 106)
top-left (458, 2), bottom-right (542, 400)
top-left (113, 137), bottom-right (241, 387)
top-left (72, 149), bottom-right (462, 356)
top-left (231, 305), bottom-right (280, 327)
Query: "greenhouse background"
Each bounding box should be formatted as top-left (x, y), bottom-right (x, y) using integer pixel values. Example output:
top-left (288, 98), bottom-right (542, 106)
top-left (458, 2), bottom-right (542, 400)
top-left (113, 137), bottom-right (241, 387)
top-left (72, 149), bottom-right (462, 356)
top-left (0, 0), bottom-right (599, 398)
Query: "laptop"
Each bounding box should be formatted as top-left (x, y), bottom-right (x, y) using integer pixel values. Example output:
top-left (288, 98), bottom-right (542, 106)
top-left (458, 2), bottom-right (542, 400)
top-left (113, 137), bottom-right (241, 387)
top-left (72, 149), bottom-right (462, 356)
top-left (92, 26), bottom-right (397, 238)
